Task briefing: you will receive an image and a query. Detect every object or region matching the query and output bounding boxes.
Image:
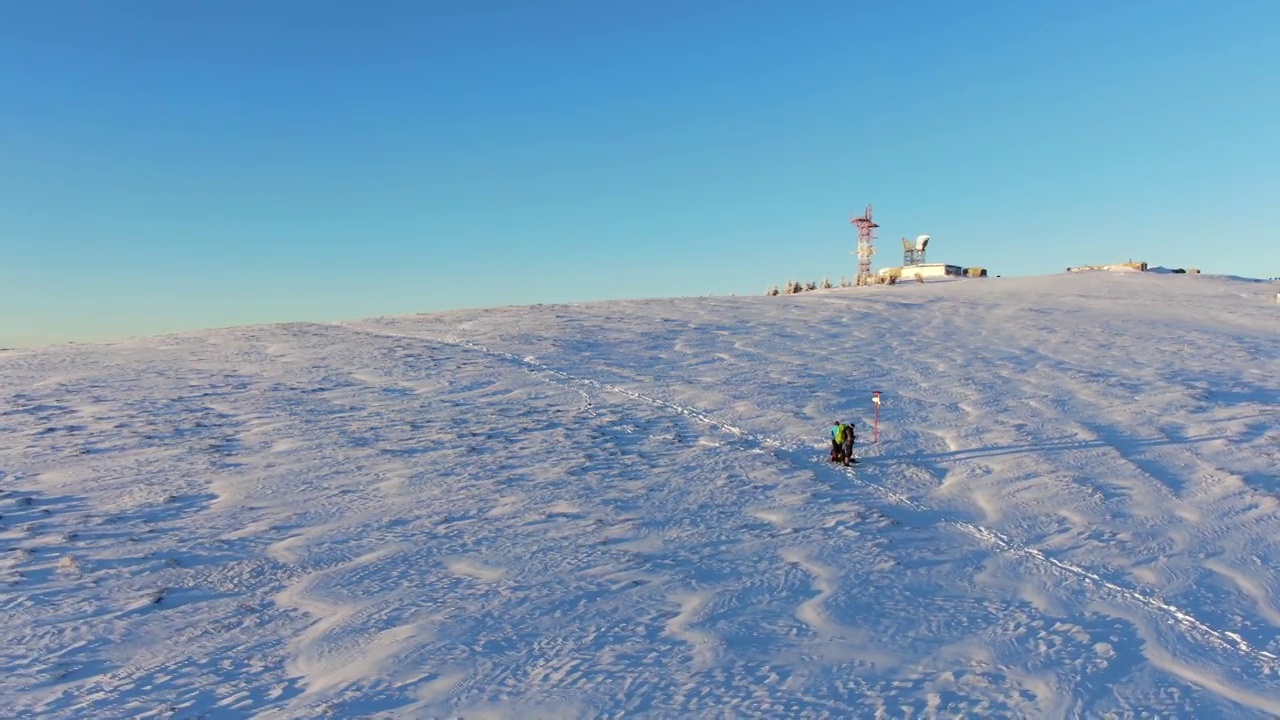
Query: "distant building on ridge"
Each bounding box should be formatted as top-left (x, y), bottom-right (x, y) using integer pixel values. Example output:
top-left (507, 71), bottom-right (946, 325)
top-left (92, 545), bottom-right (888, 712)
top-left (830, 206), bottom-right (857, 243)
top-left (876, 234), bottom-right (977, 281)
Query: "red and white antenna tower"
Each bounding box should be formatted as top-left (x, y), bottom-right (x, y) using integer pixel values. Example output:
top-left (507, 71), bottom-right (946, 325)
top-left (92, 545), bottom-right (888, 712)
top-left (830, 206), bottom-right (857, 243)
top-left (850, 203), bottom-right (878, 286)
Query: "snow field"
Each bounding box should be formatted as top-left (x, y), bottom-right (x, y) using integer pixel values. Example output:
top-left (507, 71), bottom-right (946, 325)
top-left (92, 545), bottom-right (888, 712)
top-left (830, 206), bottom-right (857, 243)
top-left (1, 272), bottom-right (1277, 717)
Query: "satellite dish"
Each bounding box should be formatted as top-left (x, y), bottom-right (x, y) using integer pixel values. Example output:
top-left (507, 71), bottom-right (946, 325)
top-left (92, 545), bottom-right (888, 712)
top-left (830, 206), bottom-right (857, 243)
top-left (915, 234), bottom-right (930, 251)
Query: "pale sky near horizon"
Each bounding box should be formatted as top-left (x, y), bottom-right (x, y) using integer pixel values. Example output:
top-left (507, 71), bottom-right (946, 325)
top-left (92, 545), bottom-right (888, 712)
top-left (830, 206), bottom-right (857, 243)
top-left (3, 0), bottom-right (1277, 347)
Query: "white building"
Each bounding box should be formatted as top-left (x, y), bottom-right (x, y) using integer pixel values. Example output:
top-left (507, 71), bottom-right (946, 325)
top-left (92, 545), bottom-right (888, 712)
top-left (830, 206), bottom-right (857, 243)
top-left (879, 263), bottom-right (964, 280)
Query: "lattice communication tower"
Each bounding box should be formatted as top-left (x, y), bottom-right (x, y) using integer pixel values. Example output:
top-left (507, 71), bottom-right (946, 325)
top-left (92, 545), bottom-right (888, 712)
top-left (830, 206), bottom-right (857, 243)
top-left (850, 204), bottom-right (878, 286)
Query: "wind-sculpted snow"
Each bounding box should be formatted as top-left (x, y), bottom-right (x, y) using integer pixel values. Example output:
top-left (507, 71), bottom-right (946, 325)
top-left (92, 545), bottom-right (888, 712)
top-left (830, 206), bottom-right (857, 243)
top-left (1, 273), bottom-right (1277, 718)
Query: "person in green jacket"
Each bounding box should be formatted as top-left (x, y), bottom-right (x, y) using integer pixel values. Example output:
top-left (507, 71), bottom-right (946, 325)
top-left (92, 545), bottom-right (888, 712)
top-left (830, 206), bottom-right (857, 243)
top-left (840, 422), bottom-right (857, 466)
top-left (830, 421), bottom-right (845, 462)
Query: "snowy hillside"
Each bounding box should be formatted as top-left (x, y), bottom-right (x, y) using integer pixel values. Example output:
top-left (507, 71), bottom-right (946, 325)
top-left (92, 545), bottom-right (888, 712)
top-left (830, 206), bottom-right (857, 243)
top-left (2, 272), bottom-right (1277, 718)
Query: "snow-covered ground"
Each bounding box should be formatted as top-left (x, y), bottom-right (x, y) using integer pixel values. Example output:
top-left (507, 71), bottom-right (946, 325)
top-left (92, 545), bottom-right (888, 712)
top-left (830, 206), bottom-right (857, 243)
top-left (2, 272), bottom-right (1277, 718)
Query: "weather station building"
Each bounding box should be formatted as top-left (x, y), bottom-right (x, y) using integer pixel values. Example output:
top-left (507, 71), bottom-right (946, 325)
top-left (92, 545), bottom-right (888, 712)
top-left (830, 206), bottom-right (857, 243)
top-left (876, 235), bottom-right (974, 281)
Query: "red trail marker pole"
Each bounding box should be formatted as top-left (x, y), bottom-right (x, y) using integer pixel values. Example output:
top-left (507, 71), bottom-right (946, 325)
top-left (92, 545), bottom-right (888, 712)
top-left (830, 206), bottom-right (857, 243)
top-left (872, 391), bottom-right (882, 443)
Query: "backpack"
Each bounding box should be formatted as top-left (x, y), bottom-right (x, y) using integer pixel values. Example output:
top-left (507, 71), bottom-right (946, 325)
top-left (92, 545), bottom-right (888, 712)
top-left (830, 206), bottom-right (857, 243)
top-left (833, 425), bottom-right (845, 444)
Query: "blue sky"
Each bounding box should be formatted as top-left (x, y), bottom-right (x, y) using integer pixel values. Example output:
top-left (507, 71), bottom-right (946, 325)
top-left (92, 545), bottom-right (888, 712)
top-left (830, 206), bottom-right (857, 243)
top-left (3, 0), bottom-right (1276, 346)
